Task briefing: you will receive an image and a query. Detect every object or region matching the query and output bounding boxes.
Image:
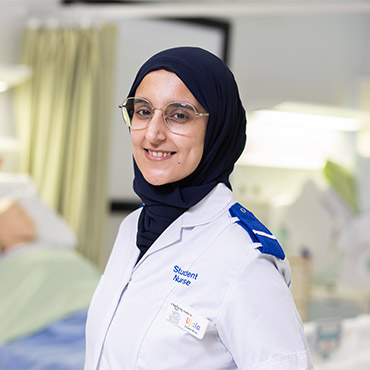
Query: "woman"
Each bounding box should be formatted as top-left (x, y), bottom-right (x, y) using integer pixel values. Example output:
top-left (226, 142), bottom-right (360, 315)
top-left (85, 47), bottom-right (312, 370)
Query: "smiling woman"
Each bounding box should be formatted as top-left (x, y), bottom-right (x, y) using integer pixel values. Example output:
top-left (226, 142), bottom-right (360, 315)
top-left (130, 69), bottom-right (208, 186)
top-left (85, 47), bottom-right (313, 370)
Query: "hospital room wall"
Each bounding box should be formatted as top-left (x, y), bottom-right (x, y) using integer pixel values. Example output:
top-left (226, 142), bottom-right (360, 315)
top-left (0, 1), bottom-right (370, 258)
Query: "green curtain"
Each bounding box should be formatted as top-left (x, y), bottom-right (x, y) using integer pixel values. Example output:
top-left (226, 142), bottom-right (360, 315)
top-left (14, 23), bottom-right (116, 268)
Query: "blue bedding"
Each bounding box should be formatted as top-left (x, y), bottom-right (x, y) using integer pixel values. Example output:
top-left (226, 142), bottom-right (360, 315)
top-left (0, 247), bottom-right (100, 370)
top-left (0, 309), bottom-right (87, 370)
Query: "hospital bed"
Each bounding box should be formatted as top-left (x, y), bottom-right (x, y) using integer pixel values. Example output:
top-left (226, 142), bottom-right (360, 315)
top-left (0, 173), bottom-right (100, 369)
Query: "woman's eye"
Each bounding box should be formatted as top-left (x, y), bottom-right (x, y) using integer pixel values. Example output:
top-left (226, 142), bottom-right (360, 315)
top-left (167, 109), bottom-right (192, 124)
top-left (136, 107), bottom-right (152, 118)
top-left (173, 112), bottom-right (188, 121)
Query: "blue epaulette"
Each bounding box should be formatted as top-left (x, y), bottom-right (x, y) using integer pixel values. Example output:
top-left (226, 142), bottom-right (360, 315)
top-left (229, 202), bottom-right (285, 260)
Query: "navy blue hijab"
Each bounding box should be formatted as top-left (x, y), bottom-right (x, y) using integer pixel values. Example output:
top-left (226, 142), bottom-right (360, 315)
top-left (128, 47), bottom-right (246, 260)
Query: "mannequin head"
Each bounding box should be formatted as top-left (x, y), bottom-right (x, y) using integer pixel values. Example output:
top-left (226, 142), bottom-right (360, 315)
top-left (0, 199), bottom-right (37, 252)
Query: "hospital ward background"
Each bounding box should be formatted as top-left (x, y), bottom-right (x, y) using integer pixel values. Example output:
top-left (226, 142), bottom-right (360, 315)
top-left (1, 0), bottom-right (370, 369)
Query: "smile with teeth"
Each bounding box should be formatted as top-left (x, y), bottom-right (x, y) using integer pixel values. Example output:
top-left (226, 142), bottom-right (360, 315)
top-left (146, 149), bottom-right (175, 158)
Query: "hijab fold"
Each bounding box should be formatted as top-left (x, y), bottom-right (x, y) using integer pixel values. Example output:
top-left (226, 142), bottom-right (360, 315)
top-left (128, 47), bottom-right (247, 260)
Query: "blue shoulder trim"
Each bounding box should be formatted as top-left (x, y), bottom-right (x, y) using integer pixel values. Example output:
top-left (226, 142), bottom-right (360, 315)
top-left (229, 202), bottom-right (285, 260)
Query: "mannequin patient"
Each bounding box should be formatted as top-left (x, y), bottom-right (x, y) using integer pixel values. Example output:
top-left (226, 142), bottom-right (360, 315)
top-left (0, 199), bottom-right (37, 253)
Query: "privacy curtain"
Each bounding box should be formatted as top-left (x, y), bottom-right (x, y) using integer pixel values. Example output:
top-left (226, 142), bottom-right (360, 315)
top-left (14, 23), bottom-right (116, 268)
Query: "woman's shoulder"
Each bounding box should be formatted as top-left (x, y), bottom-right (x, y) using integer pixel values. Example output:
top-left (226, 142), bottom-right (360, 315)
top-left (193, 188), bottom-right (285, 260)
top-left (227, 202), bottom-right (285, 260)
top-left (205, 200), bottom-right (291, 282)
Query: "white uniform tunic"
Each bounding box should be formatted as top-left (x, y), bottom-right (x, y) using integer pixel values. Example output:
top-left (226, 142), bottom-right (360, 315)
top-left (85, 184), bottom-right (313, 370)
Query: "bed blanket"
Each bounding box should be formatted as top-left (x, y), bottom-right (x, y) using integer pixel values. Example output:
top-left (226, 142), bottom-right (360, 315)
top-left (0, 247), bottom-right (100, 345)
top-left (0, 309), bottom-right (88, 370)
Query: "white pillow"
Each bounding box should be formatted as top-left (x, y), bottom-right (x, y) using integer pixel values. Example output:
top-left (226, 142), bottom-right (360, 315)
top-left (0, 173), bottom-right (76, 248)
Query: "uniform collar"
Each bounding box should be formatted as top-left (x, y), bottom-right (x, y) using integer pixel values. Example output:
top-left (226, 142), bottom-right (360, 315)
top-left (136, 183), bottom-right (234, 265)
top-left (182, 183), bottom-right (234, 228)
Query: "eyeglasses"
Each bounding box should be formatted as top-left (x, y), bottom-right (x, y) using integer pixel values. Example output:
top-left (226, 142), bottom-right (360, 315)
top-left (119, 97), bottom-right (209, 135)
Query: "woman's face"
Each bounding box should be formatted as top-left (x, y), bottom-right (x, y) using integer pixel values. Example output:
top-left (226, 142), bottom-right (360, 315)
top-left (131, 69), bottom-right (208, 186)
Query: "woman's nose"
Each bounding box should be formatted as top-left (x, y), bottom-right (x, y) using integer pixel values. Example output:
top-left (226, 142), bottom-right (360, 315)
top-left (144, 110), bottom-right (167, 142)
